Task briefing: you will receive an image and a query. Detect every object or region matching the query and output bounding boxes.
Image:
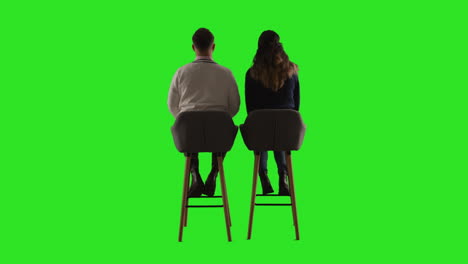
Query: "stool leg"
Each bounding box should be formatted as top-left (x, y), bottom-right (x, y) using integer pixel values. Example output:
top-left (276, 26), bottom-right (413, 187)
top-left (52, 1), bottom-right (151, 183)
top-left (247, 152), bottom-right (260, 240)
top-left (226, 192), bottom-right (232, 227)
top-left (286, 152), bottom-right (300, 240)
top-left (178, 156), bottom-right (191, 242)
top-left (184, 170), bottom-right (190, 227)
top-left (183, 155), bottom-right (192, 227)
top-left (218, 156), bottom-right (232, 242)
top-left (217, 154), bottom-right (231, 226)
top-left (221, 155), bottom-right (232, 227)
top-left (184, 207), bottom-right (188, 227)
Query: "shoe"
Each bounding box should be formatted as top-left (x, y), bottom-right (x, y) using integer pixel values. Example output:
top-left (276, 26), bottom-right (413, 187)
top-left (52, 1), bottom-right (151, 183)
top-left (203, 167), bottom-right (218, 196)
top-left (278, 170), bottom-right (290, 196)
top-left (188, 167), bottom-right (204, 197)
top-left (259, 170), bottom-right (274, 195)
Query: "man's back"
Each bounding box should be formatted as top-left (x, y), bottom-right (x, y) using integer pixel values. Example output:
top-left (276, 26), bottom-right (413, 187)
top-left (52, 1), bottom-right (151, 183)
top-left (168, 59), bottom-right (240, 118)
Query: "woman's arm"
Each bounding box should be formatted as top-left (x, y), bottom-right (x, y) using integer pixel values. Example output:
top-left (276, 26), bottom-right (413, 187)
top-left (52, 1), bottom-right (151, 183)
top-left (245, 69), bottom-right (254, 113)
top-left (294, 74), bottom-right (300, 111)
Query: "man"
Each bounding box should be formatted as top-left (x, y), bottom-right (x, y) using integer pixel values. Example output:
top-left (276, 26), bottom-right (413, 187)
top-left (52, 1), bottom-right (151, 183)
top-left (168, 28), bottom-right (240, 197)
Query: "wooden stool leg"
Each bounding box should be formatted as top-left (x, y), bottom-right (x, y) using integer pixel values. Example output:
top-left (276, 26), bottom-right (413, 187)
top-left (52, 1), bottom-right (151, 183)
top-left (247, 152), bottom-right (260, 240)
top-left (184, 207), bottom-right (188, 227)
top-left (219, 155), bottom-right (232, 227)
top-left (178, 156), bottom-right (191, 242)
top-left (286, 152), bottom-right (300, 240)
top-left (184, 169), bottom-right (190, 227)
top-left (226, 194), bottom-right (232, 227)
top-left (218, 156), bottom-right (231, 227)
top-left (218, 156), bottom-right (232, 242)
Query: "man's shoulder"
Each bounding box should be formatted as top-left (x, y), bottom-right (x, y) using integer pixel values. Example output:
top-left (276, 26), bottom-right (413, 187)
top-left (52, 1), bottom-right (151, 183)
top-left (179, 61), bottom-right (233, 75)
top-left (176, 62), bottom-right (196, 72)
top-left (213, 63), bottom-right (233, 74)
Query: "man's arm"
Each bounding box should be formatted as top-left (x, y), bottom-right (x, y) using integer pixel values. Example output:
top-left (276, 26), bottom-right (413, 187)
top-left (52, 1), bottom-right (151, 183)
top-left (167, 70), bottom-right (181, 118)
top-left (227, 70), bottom-right (240, 117)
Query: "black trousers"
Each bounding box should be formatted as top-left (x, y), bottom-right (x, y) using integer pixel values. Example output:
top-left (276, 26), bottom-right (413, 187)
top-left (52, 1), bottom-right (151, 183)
top-left (189, 153), bottom-right (224, 170)
top-left (259, 151), bottom-right (287, 174)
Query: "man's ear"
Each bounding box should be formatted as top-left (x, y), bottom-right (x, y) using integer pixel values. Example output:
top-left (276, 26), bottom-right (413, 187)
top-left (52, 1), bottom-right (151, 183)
top-left (212, 43), bottom-right (215, 51)
top-left (192, 44), bottom-right (196, 52)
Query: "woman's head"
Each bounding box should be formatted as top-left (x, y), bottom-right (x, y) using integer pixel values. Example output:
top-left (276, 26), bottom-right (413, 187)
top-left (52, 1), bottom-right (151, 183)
top-left (250, 30), bottom-right (298, 92)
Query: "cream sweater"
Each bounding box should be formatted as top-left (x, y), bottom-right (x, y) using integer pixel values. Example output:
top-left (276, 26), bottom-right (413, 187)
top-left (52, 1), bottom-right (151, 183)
top-left (168, 59), bottom-right (240, 118)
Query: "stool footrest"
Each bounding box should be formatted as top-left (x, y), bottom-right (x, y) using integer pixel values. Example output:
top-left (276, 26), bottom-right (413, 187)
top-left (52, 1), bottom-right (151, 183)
top-left (256, 194), bottom-right (290, 196)
top-left (255, 203), bottom-right (292, 206)
top-left (188, 196), bottom-right (223, 198)
top-left (186, 205), bottom-right (223, 208)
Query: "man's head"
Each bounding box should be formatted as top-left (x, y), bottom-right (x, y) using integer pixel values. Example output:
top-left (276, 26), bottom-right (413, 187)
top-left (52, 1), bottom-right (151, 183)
top-left (192, 28), bottom-right (215, 56)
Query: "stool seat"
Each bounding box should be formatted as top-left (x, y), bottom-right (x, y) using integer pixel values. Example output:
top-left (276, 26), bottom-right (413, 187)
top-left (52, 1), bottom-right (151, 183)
top-left (240, 109), bottom-right (305, 151)
top-left (171, 111), bottom-right (238, 153)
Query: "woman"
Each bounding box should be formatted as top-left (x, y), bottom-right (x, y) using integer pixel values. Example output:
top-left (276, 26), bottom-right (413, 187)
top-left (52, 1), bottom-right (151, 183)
top-left (245, 30), bottom-right (300, 195)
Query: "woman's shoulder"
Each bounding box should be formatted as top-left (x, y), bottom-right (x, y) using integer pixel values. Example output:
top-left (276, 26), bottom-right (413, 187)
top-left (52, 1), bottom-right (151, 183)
top-left (246, 67), bottom-right (252, 76)
top-left (289, 62), bottom-right (299, 77)
top-left (245, 67), bottom-right (256, 81)
top-left (284, 72), bottom-right (299, 89)
top-left (287, 72), bottom-right (299, 82)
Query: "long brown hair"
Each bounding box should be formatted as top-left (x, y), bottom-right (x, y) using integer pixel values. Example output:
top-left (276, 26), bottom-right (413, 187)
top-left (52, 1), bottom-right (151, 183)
top-left (250, 30), bottom-right (298, 92)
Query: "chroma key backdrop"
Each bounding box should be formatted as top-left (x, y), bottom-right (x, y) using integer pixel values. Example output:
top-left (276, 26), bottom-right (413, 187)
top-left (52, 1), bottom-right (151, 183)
top-left (1, 1), bottom-right (466, 263)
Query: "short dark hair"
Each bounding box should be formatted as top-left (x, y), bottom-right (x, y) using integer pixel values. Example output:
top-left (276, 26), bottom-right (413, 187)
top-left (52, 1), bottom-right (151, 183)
top-left (192, 28), bottom-right (214, 51)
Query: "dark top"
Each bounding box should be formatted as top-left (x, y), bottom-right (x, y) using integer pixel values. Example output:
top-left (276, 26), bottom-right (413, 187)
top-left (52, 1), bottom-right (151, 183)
top-left (245, 69), bottom-right (300, 113)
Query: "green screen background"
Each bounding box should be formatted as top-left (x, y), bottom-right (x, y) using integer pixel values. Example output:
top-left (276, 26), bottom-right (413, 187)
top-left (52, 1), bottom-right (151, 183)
top-left (1, 1), bottom-right (467, 263)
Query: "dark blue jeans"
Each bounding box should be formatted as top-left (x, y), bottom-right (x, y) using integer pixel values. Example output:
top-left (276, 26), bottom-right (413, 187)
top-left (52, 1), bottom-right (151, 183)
top-left (259, 151), bottom-right (287, 174)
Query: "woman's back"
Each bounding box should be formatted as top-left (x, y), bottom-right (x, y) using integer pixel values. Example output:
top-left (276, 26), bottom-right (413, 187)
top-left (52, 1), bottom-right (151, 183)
top-left (245, 69), bottom-right (300, 113)
top-left (244, 30), bottom-right (300, 114)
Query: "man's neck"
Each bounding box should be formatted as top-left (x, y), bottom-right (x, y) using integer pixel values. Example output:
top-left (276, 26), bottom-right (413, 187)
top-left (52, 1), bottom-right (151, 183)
top-left (195, 55), bottom-right (213, 60)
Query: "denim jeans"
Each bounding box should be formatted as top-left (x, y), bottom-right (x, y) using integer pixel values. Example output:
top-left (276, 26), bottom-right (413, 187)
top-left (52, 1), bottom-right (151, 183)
top-left (259, 151), bottom-right (287, 174)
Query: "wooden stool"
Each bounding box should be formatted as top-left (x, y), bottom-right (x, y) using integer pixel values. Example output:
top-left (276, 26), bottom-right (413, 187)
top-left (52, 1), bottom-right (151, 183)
top-left (240, 109), bottom-right (306, 240)
top-left (171, 111), bottom-right (238, 242)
